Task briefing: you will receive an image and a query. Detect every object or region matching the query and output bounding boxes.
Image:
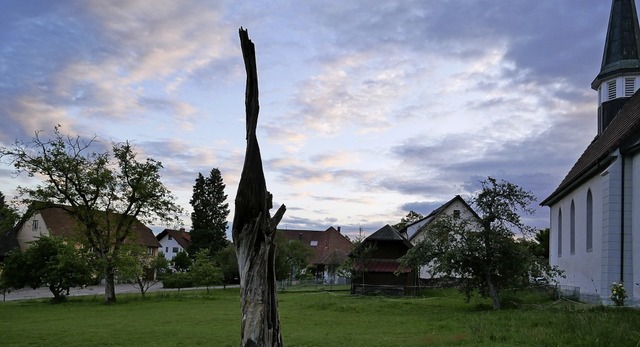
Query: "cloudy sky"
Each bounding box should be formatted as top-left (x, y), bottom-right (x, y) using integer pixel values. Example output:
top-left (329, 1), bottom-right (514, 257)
top-left (0, 0), bottom-right (614, 239)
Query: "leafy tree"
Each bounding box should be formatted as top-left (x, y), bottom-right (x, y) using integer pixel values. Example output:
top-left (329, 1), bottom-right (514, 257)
top-left (531, 228), bottom-right (550, 260)
top-left (274, 233), bottom-right (313, 283)
top-left (401, 177), bottom-right (563, 310)
top-left (172, 250), bottom-right (192, 272)
top-left (189, 168), bottom-right (230, 257)
top-left (0, 126), bottom-right (181, 304)
top-left (117, 246), bottom-right (169, 297)
top-left (190, 250), bottom-right (223, 293)
top-left (1, 236), bottom-right (94, 302)
top-left (214, 244), bottom-right (239, 288)
top-left (393, 210), bottom-right (424, 231)
top-left (0, 191), bottom-right (18, 233)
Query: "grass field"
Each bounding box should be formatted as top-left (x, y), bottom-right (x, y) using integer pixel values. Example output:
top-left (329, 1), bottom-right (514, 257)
top-left (1, 288), bottom-right (640, 346)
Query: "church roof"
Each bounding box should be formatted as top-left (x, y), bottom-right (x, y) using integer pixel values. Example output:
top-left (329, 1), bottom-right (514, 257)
top-left (592, 0), bottom-right (640, 89)
top-left (542, 90), bottom-right (640, 206)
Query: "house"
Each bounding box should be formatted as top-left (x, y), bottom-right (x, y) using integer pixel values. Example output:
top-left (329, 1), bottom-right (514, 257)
top-left (351, 224), bottom-right (415, 295)
top-left (280, 226), bottom-right (353, 284)
top-left (541, 0), bottom-right (640, 304)
top-left (402, 195), bottom-right (481, 279)
top-left (156, 228), bottom-right (191, 260)
top-left (15, 206), bottom-right (161, 255)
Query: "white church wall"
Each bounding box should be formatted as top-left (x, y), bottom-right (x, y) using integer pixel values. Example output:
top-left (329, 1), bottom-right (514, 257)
top-left (631, 152), bottom-right (640, 301)
top-left (550, 173), bottom-right (603, 300)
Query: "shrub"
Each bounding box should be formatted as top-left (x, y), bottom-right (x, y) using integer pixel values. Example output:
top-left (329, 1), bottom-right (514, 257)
top-left (162, 272), bottom-right (194, 289)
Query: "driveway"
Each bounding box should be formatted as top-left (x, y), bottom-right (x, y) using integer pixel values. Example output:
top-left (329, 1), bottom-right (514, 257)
top-left (1, 282), bottom-right (236, 302)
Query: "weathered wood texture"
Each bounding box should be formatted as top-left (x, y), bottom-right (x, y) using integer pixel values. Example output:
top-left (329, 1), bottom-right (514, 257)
top-left (232, 27), bottom-right (286, 347)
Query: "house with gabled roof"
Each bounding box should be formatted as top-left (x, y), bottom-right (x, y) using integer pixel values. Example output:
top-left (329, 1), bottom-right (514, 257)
top-left (15, 206), bottom-right (161, 255)
top-left (352, 224), bottom-right (415, 295)
top-left (280, 226), bottom-right (353, 284)
top-left (157, 228), bottom-right (191, 260)
top-left (541, 0), bottom-right (640, 304)
top-left (401, 195), bottom-right (481, 280)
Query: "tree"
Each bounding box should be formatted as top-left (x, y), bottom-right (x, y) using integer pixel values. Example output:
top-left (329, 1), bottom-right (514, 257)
top-left (393, 210), bottom-right (424, 230)
top-left (0, 191), bottom-right (18, 233)
top-left (190, 250), bottom-right (223, 293)
top-left (0, 126), bottom-right (181, 304)
top-left (189, 168), bottom-right (230, 257)
top-left (232, 28), bottom-right (287, 346)
top-left (118, 246), bottom-right (169, 297)
top-left (401, 177), bottom-right (562, 310)
top-left (214, 244), bottom-right (239, 289)
top-left (1, 236), bottom-right (94, 302)
top-left (342, 237), bottom-right (376, 293)
top-left (274, 233), bottom-right (313, 284)
top-left (172, 250), bottom-right (192, 272)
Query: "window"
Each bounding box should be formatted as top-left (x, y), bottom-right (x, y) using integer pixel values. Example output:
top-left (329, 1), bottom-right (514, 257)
top-left (570, 200), bottom-right (575, 255)
top-left (172, 247), bottom-right (179, 253)
top-left (168, 235), bottom-right (173, 240)
top-left (32, 219), bottom-right (38, 231)
top-left (147, 247), bottom-right (154, 255)
top-left (558, 208), bottom-right (563, 257)
top-left (586, 190), bottom-right (593, 252)
top-left (310, 240), bottom-right (318, 247)
top-left (166, 247), bottom-right (169, 253)
top-left (608, 80), bottom-right (617, 100)
top-left (625, 77), bottom-right (635, 96)
top-left (453, 210), bottom-right (461, 219)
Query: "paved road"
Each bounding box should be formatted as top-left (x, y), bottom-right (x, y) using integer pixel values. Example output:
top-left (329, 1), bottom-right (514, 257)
top-left (1, 282), bottom-right (236, 302)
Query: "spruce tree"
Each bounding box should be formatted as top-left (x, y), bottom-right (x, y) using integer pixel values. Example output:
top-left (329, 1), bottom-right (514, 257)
top-left (189, 168), bottom-right (230, 257)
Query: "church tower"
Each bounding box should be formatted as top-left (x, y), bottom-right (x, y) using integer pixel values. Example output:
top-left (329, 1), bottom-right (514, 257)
top-left (592, 0), bottom-right (640, 134)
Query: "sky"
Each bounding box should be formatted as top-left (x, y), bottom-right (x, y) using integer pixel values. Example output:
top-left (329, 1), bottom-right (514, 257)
top-left (0, 0), bottom-right (615, 239)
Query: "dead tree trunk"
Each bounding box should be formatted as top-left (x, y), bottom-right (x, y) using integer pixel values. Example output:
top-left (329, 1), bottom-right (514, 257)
top-left (233, 27), bottom-right (286, 347)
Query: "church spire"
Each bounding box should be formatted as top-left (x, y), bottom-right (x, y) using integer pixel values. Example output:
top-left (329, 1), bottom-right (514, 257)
top-left (592, 0), bottom-right (640, 134)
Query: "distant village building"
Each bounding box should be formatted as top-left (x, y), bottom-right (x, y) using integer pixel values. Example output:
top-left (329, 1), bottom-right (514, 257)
top-left (542, 0), bottom-right (640, 304)
top-left (15, 206), bottom-right (160, 255)
top-left (156, 228), bottom-right (191, 260)
top-left (402, 195), bottom-right (481, 280)
top-left (280, 226), bottom-right (353, 284)
top-left (352, 224), bottom-right (415, 295)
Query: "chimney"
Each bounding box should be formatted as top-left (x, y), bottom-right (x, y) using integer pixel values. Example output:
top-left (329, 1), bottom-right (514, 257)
top-left (179, 227), bottom-right (185, 232)
top-left (337, 226), bottom-right (341, 233)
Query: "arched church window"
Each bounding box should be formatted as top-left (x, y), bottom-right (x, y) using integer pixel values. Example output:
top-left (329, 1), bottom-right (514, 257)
top-left (586, 190), bottom-right (593, 252)
top-left (570, 200), bottom-right (575, 255)
top-left (558, 208), bottom-right (563, 257)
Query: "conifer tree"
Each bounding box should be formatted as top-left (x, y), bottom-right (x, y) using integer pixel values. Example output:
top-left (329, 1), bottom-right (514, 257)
top-left (189, 168), bottom-right (229, 257)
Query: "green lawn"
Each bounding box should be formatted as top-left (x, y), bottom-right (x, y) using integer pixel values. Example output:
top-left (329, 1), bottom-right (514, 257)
top-left (1, 288), bottom-right (639, 346)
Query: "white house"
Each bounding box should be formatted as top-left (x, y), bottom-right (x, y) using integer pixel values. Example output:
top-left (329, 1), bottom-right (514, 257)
top-left (541, 0), bottom-right (640, 304)
top-left (403, 195), bottom-right (480, 279)
top-left (156, 228), bottom-right (191, 260)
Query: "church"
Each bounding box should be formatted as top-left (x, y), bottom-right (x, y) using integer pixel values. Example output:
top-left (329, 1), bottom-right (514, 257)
top-left (542, 0), bottom-right (640, 304)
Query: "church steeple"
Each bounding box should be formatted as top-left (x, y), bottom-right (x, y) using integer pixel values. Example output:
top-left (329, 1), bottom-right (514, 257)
top-left (592, 0), bottom-right (640, 134)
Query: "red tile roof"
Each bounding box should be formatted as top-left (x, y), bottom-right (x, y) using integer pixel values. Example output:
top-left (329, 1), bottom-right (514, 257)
top-left (281, 227), bottom-right (353, 265)
top-left (354, 259), bottom-right (412, 273)
top-left (38, 206), bottom-right (160, 248)
top-left (156, 228), bottom-right (191, 250)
